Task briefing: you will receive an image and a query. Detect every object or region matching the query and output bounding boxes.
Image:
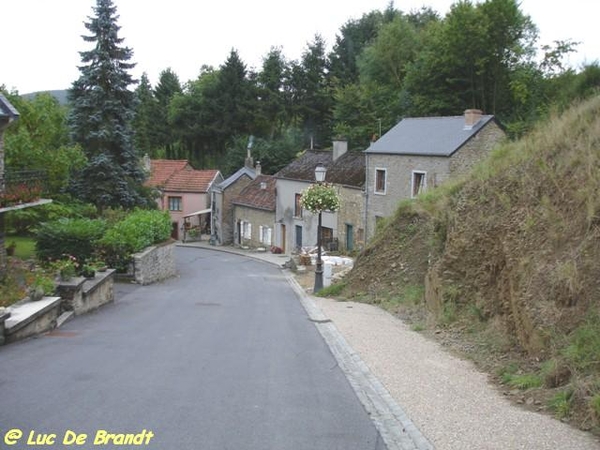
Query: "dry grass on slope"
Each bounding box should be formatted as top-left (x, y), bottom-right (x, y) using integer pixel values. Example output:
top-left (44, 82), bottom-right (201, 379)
top-left (337, 95), bottom-right (600, 432)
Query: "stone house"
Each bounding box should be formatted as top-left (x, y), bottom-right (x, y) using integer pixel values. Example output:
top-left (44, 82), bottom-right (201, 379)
top-left (211, 161), bottom-right (258, 246)
top-left (144, 158), bottom-right (223, 240)
top-left (232, 174), bottom-right (276, 249)
top-left (364, 109), bottom-right (505, 239)
top-left (274, 140), bottom-right (365, 254)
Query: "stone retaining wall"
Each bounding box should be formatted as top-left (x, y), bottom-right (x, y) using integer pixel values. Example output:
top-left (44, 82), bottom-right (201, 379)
top-left (132, 241), bottom-right (177, 285)
top-left (57, 269), bottom-right (115, 316)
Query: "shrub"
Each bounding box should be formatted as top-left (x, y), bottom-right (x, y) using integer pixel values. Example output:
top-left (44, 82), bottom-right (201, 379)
top-left (35, 218), bottom-right (107, 263)
top-left (6, 200), bottom-right (97, 234)
top-left (98, 209), bottom-right (171, 272)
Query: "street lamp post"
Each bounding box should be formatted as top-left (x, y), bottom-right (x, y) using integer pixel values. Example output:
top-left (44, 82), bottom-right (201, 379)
top-left (313, 164), bottom-right (327, 293)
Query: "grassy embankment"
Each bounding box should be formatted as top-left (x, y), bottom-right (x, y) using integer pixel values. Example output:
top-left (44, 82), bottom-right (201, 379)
top-left (324, 96), bottom-right (600, 432)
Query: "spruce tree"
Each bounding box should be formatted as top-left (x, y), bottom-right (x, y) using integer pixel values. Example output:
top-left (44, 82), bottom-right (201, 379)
top-left (68, 0), bottom-right (150, 210)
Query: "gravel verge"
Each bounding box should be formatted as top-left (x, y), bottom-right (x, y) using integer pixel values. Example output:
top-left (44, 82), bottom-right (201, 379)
top-left (310, 296), bottom-right (600, 450)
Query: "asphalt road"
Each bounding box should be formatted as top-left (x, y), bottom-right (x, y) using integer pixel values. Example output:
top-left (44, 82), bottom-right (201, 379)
top-left (0, 247), bottom-right (385, 450)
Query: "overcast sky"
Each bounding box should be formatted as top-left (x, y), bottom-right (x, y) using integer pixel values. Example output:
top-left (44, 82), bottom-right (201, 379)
top-left (2, 0), bottom-right (598, 94)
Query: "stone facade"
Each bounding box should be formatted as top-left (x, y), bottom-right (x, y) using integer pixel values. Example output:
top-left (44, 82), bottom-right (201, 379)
top-left (448, 121), bottom-right (505, 176)
top-left (132, 241), bottom-right (177, 285)
top-left (336, 186), bottom-right (365, 252)
top-left (213, 174), bottom-right (253, 245)
top-left (365, 120), bottom-right (505, 239)
top-left (233, 205), bottom-right (276, 249)
top-left (366, 153), bottom-right (449, 238)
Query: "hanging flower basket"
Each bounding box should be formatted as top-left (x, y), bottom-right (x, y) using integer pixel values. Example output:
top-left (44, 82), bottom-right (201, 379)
top-left (300, 183), bottom-right (341, 214)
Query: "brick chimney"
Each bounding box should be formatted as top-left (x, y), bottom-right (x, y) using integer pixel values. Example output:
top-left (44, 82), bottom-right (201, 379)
top-left (464, 109), bottom-right (483, 129)
top-left (332, 138), bottom-right (348, 161)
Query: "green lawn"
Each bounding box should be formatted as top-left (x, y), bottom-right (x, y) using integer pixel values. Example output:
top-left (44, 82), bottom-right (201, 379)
top-left (6, 236), bottom-right (36, 260)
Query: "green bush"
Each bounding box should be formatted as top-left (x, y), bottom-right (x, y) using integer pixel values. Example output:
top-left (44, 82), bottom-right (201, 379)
top-left (35, 218), bottom-right (107, 263)
top-left (98, 209), bottom-right (171, 272)
top-left (6, 200), bottom-right (97, 234)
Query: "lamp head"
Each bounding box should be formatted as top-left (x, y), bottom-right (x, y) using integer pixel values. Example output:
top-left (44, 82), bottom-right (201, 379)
top-left (314, 164), bottom-right (327, 183)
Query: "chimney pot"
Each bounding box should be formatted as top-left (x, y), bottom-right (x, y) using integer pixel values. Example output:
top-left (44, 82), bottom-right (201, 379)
top-left (255, 161), bottom-right (261, 176)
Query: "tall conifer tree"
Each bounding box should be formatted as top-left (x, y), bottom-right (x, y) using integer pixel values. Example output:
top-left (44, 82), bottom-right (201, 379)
top-left (68, 0), bottom-right (150, 210)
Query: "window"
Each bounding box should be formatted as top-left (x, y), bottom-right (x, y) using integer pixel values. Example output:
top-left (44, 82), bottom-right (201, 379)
top-left (259, 226), bottom-right (272, 245)
top-left (294, 193), bottom-right (303, 218)
top-left (375, 168), bottom-right (386, 194)
top-left (241, 221), bottom-right (252, 239)
top-left (411, 171), bottom-right (427, 198)
top-left (168, 196), bottom-right (182, 211)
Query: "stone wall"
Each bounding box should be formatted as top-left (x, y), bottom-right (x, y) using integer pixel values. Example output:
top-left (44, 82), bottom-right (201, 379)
top-left (132, 241), bottom-right (177, 285)
top-left (449, 121), bottom-right (505, 176)
top-left (233, 205), bottom-right (276, 248)
top-left (336, 186), bottom-right (365, 252)
top-left (219, 176), bottom-right (253, 245)
top-left (366, 153), bottom-right (449, 239)
top-left (57, 270), bottom-right (116, 315)
top-left (4, 297), bottom-right (62, 344)
top-left (365, 121), bottom-right (506, 240)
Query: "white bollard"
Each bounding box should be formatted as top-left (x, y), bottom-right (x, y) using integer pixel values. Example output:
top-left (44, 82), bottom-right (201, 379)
top-left (324, 262), bottom-right (333, 287)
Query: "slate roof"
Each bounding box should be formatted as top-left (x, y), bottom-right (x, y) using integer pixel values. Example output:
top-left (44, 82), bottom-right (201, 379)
top-left (365, 115), bottom-right (497, 157)
top-left (232, 175), bottom-right (276, 212)
top-left (213, 166), bottom-right (256, 192)
top-left (275, 150), bottom-right (365, 188)
top-left (146, 159), bottom-right (220, 193)
top-left (0, 93), bottom-right (20, 127)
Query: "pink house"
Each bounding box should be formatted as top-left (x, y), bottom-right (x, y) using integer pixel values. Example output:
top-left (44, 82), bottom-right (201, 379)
top-left (145, 158), bottom-right (223, 240)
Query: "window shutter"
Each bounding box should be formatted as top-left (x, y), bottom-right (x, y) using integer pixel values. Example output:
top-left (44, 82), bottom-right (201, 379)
top-left (259, 226), bottom-right (263, 242)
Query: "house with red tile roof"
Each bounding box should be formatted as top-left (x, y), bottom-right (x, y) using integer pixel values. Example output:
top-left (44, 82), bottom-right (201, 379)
top-left (232, 175), bottom-right (276, 248)
top-left (144, 158), bottom-right (223, 240)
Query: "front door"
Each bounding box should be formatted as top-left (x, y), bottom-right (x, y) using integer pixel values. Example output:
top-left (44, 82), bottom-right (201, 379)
top-left (346, 224), bottom-right (354, 252)
top-left (295, 225), bottom-right (302, 251)
top-left (281, 224), bottom-right (286, 253)
top-left (171, 222), bottom-right (179, 240)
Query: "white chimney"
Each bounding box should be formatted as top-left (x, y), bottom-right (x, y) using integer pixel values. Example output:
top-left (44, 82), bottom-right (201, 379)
top-left (333, 139), bottom-right (348, 161)
top-left (255, 161), bottom-right (262, 176)
top-left (464, 109), bottom-right (483, 129)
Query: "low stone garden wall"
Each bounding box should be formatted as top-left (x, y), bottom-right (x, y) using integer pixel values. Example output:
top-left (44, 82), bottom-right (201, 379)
top-left (130, 240), bottom-right (177, 285)
top-left (0, 270), bottom-right (116, 345)
top-left (0, 241), bottom-right (177, 345)
top-left (57, 269), bottom-right (116, 316)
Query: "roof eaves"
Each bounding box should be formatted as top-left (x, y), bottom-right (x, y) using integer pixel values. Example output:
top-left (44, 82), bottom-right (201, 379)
top-left (232, 201), bottom-right (276, 212)
top-left (447, 115), bottom-right (497, 157)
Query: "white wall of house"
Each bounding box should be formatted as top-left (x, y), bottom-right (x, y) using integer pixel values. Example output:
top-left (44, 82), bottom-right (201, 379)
top-left (275, 178), bottom-right (337, 253)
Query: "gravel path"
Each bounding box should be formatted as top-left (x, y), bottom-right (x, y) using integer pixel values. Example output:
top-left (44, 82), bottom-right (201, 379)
top-left (312, 297), bottom-right (600, 450)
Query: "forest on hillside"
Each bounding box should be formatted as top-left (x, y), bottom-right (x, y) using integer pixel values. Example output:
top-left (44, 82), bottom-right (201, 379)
top-left (127, 0), bottom-right (599, 174)
top-left (3, 0), bottom-right (600, 182)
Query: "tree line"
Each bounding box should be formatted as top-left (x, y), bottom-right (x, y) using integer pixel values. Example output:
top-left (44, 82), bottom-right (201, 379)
top-left (133, 0), bottom-right (599, 173)
top-left (2, 0), bottom-right (599, 212)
